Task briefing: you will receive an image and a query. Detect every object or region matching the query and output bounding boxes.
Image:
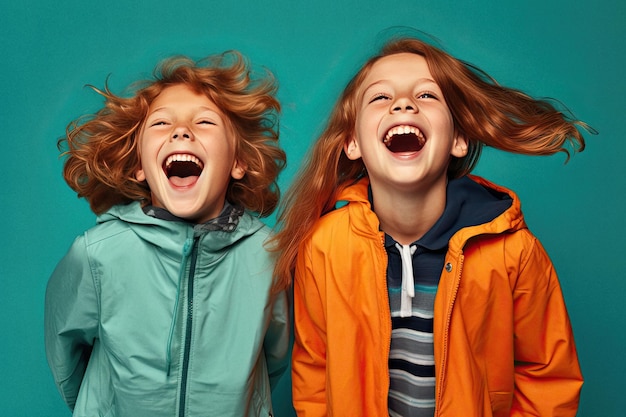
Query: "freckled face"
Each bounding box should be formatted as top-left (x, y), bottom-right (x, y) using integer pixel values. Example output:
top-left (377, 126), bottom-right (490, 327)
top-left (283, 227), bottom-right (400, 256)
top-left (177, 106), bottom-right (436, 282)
top-left (135, 84), bottom-right (245, 223)
top-left (345, 53), bottom-right (467, 192)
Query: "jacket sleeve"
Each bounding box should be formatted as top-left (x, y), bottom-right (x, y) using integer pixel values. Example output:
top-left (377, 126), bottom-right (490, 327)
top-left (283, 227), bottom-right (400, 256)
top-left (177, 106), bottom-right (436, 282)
top-left (291, 240), bottom-right (328, 417)
top-left (263, 288), bottom-right (290, 391)
top-left (511, 234), bottom-right (583, 416)
top-left (44, 235), bottom-right (99, 410)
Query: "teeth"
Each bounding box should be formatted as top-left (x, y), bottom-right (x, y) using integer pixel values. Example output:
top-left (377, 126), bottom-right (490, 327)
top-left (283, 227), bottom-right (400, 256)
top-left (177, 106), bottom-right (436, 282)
top-left (383, 125), bottom-right (423, 145)
top-left (165, 154), bottom-right (204, 169)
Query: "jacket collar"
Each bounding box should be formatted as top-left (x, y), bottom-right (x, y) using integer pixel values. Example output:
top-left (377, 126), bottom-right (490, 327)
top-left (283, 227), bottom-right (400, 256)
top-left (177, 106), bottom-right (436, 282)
top-left (334, 175), bottom-right (526, 251)
top-left (96, 201), bottom-right (264, 255)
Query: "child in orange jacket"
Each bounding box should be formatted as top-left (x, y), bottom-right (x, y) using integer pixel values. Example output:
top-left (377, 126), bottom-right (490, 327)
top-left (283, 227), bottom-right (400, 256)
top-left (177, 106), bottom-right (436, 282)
top-left (272, 36), bottom-right (589, 416)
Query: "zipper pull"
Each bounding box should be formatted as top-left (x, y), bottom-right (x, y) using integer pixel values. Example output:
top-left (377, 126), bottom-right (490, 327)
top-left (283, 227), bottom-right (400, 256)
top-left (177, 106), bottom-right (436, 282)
top-left (183, 237), bottom-right (194, 257)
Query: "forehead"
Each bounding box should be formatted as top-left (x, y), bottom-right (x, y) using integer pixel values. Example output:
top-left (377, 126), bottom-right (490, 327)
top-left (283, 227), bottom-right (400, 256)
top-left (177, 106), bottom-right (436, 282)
top-left (362, 53), bottom-right (433, 86)
top-left (149, 84), bottom-right (216, 110)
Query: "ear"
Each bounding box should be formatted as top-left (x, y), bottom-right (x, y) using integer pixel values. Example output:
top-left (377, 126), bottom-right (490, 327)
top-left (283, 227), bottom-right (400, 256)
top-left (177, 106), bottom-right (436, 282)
top-left (231, 159), bottom-right (246, 180)
top-left (135, 168), bottom-right (146, 182)
top-left (450, 134), bottom-right (469, 158)
top-left (344, 136), bottom-right (362, 160)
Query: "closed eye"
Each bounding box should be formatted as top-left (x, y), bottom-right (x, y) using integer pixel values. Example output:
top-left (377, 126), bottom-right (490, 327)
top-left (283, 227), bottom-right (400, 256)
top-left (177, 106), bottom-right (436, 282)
top-left (369, 93), bottom-right (391, 103)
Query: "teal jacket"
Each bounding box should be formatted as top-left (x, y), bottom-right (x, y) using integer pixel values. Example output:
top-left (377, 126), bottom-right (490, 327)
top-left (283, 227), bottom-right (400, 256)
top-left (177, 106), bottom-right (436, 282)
top-left (45, 202), bottom-right (289, 417)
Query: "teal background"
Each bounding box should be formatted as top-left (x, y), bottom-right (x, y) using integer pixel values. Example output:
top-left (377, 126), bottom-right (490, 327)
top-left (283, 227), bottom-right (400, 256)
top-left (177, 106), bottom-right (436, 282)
top-left (1, 0), bottom-right (624, 415)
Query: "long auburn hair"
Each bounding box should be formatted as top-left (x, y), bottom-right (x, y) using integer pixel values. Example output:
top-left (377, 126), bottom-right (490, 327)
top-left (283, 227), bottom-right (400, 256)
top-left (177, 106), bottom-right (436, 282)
top-left (270, 36), bottom-right (590, 290)
top-left (60, 51), bottom-right (286, 217)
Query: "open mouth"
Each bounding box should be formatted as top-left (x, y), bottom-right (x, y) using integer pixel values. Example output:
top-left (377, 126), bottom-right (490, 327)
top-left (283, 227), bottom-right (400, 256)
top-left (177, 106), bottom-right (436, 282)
top-left (383, 125), bottom-right (426, 153)
top-left (163, 153), bottom-right (204, 187)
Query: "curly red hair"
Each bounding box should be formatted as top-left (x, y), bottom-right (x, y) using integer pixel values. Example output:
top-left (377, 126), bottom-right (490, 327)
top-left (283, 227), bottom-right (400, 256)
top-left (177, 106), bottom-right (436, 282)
top-left (60, 51), bottom-right (286, 217)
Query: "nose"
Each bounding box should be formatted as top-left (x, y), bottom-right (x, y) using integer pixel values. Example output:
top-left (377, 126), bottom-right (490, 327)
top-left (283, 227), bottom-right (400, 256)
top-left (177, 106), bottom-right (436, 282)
top-left (391, 96), bottom-right (418, 113)
top-left (171, 125), bottom-right (193, 141)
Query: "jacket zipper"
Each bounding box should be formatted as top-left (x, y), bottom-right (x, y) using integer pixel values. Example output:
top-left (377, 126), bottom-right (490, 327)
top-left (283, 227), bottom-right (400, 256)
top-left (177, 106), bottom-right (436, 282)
top-left (178, 236), bottom-right (200, 417)
top-left (379, 232), bottom-right (392, 411)
top-left (435, 252), bottom-right (464, 416)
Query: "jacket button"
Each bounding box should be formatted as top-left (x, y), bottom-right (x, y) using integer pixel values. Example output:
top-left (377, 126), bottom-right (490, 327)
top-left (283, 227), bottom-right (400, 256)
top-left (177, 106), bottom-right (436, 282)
top-left (445, 262), bottom-right (453, 272)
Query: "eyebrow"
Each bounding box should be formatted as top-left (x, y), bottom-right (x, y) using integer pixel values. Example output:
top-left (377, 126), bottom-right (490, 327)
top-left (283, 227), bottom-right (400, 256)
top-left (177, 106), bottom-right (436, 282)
top-left (362, 77), bottom-right (439, 92)
top-left (360, 79), bottom-right (438, 104)
top-left (148, 105), bottom-right (220, 114)
top-left (145, 107), bottom-right (225, 123)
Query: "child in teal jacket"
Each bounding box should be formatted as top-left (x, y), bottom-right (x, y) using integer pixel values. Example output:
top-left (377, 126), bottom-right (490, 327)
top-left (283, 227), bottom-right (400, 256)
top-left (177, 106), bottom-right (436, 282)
top-left (45, 52), bottom-right (288, 417)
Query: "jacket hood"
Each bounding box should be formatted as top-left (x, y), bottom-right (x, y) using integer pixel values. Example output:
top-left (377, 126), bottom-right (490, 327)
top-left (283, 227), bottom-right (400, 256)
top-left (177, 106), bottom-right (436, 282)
top-left (335, 175), bottom-right (527, 251)
top-left (96, 201), bottom-right (266, 257)
top-left (449, 175), bottom-right (526, 249)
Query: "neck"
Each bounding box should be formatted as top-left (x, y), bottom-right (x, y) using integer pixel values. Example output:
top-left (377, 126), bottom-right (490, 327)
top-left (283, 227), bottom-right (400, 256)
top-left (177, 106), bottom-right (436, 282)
top-left (370, 179), bottom-right (447, 245)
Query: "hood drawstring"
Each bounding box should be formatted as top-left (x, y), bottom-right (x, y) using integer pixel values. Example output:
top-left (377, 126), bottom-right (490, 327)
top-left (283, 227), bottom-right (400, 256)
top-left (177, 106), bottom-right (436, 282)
top-left (396, 243), bottom-right (417, 318)
top-left (165, 237), bottom-right (195, 375)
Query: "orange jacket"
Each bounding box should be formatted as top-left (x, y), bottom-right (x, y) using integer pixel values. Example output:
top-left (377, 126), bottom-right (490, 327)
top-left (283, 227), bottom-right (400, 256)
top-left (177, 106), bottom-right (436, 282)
top-left (292, 175), bottom-right (582, 417)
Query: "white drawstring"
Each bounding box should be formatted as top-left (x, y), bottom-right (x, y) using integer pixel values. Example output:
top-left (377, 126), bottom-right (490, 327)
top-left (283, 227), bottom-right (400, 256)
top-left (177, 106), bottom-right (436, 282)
top-left (395, 243), bottom-right (417, 317)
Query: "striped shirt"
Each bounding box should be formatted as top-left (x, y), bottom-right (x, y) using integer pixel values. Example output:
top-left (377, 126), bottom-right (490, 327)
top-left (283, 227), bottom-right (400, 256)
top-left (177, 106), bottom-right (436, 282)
top-left (385, 235), bottom-right (442, 417)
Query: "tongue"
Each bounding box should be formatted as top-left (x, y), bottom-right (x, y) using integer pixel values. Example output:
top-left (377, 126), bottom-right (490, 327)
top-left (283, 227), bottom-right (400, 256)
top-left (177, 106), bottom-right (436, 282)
top-left (170, 176), bottom-right (198, 187)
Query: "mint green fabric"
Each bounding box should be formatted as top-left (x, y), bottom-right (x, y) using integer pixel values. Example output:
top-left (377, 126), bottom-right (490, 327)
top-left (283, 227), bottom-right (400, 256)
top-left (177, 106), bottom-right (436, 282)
top-left (45, 202), bottom-right (289, 417)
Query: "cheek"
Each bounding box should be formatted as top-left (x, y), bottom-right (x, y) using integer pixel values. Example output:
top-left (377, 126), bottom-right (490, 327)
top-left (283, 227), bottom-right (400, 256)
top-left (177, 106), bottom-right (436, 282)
top-left (440, 111), bottom-right (456, 133)
top-left (218, 136), bottom-right (238, 161)
top-left (138, 137), bottom-right (161, 162)
top-left (135, 143), bottom-right (161, 179)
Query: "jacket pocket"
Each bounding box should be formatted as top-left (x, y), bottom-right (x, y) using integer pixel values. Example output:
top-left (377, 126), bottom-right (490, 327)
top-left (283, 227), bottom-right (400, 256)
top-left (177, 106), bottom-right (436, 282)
top-left (489, 391), bottom-right (513, 417)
